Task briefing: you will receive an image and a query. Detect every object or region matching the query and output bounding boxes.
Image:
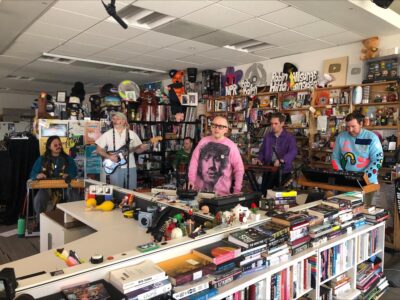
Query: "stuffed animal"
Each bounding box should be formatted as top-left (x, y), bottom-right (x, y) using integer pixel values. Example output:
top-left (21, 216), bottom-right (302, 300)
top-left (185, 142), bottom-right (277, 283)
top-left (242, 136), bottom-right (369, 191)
top-left (167, 69), bottom-right (185, 121)
top-left (317, 73), bottom-right (335, 88)
top-left (360, 37), bottom-right (379, 60)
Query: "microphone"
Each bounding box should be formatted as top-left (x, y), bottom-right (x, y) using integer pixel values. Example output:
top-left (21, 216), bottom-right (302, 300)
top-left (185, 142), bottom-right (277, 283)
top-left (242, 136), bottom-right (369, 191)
top-left (101, 0), bottom-right (128, 29)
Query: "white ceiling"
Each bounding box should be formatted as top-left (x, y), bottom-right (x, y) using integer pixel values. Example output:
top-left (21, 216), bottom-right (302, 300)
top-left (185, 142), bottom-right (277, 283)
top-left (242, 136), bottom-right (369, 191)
top-left (0, 0), bottom-right (399, 96)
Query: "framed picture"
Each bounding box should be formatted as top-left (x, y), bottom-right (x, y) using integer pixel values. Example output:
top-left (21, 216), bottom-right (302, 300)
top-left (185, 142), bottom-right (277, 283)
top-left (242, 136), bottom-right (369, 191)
top-left (56, 91), bottom-right (67, 103)
top-left (322, 56), bottom-right (348, 86)
top-left (181, 94), bottom-right (189, 105)
top-left (187, 92), bottom-right (198, 106)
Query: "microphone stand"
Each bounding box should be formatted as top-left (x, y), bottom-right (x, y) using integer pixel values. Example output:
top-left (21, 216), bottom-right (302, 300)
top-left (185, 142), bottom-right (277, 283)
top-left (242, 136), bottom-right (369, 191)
top-left (125, 126), bottom-right (130, 189)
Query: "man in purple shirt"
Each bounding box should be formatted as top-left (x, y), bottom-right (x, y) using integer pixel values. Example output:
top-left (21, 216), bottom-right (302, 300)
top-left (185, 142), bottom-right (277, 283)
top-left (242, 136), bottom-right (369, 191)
top-left (256, 112), bottom-right (297, 193)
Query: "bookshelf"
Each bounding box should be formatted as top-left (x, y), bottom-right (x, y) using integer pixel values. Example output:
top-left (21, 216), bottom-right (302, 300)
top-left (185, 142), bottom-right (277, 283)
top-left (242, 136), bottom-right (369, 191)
top-left (128, 104), bottom-right (200, 183)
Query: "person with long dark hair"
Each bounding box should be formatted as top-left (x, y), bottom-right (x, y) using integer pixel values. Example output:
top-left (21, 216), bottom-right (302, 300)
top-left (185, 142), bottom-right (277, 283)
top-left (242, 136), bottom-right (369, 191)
top-left (30, 135), bottom-right (78, 228)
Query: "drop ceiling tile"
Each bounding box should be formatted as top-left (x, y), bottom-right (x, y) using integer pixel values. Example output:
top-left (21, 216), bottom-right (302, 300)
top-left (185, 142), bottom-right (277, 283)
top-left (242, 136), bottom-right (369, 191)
top-left (11, 33), bottom-right (64, 52)
top-left (133, 0), bottom-right (214, 17)
top-left (222, 18), bottom-right (285, 39)
top-left (38, 7), bottom-right (100, 31)
top-left (26, 21), bottom-right (81, 41)
top-left (178, 54), bottom-right (220, 65)
top-left (0, 55), bottom-right (31, 68)
top-left (53, 42), bottom-right (105, 57)
top-left (199, 47), bottom-right (246, 61)
top-left (253, 47), bottom-right (298, 58)
top-left (70, 32), bottom-right (124, 48)
top-left (235, 53), bottom-right (267, 64)
top-left (194, 31), bottom-right (248, 47)
top-left (182, 3), bottom-right (252, 29)
top-left (117, 41), bottom-right (160, 54)
top-left (282, 39), bottom-right (334, 53)
top-left (89, 49), bottom-right (141, 63)
top-left (146, 48), bottom-right (189, 60)
top-left (53, 0), bottom-right (108, 19)
top-left (257, 30), bottom-right (312, 46)
top-left (88, 21), bottom-right (147, 40)
top-left (129, 31), bottom-right (185, 47)
top-left (126, 55), bottom-right (168, 66)
top-left (219, 0), bottom-right (288, 17)
top-left (259, 7), bottom-right (320, 29)
top-left (319, 31), bottom-right (364, 45)
top-left (159, 60), bottom-right (200, 69)
top-left (155, 20), bottom-right (215, 40)
top-left (167, 40), bottom-right (217, 54)
top-left (295, 20), bottom-right (346, 39)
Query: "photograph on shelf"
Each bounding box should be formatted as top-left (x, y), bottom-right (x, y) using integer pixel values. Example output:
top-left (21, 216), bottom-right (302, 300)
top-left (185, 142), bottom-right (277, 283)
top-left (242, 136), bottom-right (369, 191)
top-left (187, 92), bottom-right (199, 106)
top-left (181, 94), bottom-right (189, 106)
top-left (56, 91), bottom-right (67, 103)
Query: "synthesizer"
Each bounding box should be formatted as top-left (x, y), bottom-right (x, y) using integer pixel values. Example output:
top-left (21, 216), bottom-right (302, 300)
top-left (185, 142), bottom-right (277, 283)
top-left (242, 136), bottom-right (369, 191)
top-left (201, 192), bottom-right (262, 214)
top-left (301, 167), bottom-right (368, 187)
top-left (28, 179), bottom-right (85, 189)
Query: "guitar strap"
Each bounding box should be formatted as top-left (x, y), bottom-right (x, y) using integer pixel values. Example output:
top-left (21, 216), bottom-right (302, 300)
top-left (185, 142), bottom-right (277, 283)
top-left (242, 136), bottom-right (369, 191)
top-left (125, 126), bottom-right (130, 189)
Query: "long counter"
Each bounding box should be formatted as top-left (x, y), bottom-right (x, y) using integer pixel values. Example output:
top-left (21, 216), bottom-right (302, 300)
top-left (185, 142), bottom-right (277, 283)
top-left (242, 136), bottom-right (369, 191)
top-left (2, 185), bottom-right (268, 298)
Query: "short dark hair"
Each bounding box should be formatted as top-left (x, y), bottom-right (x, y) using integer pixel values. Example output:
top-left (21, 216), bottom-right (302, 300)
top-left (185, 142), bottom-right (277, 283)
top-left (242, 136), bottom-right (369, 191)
top-left (183, 137), bottom-right (193, 143)
top-left (270, 112), bottom-right (286, 123)
top-left (345, 111), bottom-right (364, 124)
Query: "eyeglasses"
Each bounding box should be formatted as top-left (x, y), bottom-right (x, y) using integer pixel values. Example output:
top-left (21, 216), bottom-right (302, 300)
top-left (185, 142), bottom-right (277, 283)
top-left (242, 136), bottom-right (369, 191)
top-left (211, 123), bottom-right (228, 129)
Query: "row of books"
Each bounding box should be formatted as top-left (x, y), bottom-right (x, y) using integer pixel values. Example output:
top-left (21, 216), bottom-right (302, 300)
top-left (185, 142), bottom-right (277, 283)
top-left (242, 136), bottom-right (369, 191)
top-left (109, 260), bottom-right (172, 299)
top-left (224, 281), bottom-right (265, 300)
top-left (358, 228), bottom-right (380, 262)
top-left (136, 105), bottom-right (174, 122)
top-left (131, 124), bottom-right (162, 141)
top-left (319, 240), bottom-right (354, 282)
top-left (357, 256), bottom-right (388, 300)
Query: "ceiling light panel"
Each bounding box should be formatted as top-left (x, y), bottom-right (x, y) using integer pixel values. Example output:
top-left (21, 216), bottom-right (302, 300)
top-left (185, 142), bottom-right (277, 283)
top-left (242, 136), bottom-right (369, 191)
top-left (129, 31), bottom-right (185, 47)
top-left (194, 31), bottom-right (249, 47)
top-left (260, 7), bottom-right (320, 28)
top-left (39, 52), bottom-right (166, 74)
top-left (219, 0), bottom-right (289, 17)
top-left (116, 5), bottom-right (176, 29)
top-left (155, 20), bottom-right (215, 40)
top-left (133, 1), bottom-right (214, 18)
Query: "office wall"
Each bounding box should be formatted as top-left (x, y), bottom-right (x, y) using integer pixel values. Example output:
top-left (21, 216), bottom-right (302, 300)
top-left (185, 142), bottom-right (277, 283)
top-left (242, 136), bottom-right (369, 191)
top-left (218, 33), bottom-right (400, 85)
top-left (0, 92), bottom-right (35, 115)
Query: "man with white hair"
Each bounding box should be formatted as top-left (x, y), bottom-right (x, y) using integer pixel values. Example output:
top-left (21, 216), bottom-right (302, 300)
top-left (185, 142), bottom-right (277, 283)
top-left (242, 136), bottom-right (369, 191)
top-left (96, 112), bottom-right (149, 189)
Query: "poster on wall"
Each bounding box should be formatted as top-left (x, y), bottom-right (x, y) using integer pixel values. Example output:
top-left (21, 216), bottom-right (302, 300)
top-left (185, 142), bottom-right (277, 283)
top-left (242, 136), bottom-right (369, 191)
top-left (322, 56), bottom-right (348, 86)
top-left (270, 71), bottom-right (318, 92)
top-left (85, 144), bottom-right (102, 175)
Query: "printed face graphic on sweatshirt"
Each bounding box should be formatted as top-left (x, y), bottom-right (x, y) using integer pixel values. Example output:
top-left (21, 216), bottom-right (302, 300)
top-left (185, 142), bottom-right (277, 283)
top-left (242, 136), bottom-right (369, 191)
top-left (197, 142), bottom-right (230, 189)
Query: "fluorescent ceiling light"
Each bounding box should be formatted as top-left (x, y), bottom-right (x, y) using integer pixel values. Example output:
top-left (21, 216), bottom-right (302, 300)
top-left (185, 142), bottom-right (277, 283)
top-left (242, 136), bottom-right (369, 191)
top-left (40, 52), bottom-right (167, 74)
top-left (109, 4), bottom-right (175, 30)
top-left (225, 39), bottom-right (274, 53)
top-left (349, 0), bottom-right (400, 28)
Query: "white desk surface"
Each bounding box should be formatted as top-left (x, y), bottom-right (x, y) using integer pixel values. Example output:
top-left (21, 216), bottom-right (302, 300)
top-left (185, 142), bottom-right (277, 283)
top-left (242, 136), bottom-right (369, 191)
top-left (3, 198), bottom-right (268, 296)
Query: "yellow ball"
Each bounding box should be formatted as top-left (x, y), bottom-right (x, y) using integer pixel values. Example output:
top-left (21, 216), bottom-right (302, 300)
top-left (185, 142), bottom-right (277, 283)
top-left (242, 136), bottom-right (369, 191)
top-left (86, 198), bottom-right (97, 208)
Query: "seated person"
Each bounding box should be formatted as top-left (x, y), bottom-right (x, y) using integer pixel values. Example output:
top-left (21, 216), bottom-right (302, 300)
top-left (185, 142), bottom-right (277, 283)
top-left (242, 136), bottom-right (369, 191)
top-left (30, 135), bottom-right (79, 228)
top-left (173, 137), bottom-right (193, 188)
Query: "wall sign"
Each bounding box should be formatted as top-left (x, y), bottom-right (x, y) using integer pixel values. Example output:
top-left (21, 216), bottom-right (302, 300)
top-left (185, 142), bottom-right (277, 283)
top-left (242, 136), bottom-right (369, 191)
top-left (270, 71), bottom-right (318, 92)
top-left (239, 79), bottom-right (258, 96)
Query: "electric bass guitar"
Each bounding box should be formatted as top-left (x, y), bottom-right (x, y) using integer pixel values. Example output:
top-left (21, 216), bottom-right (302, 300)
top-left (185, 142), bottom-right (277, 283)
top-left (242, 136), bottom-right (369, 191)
top-left (102, 136), bottom-right (162, 175)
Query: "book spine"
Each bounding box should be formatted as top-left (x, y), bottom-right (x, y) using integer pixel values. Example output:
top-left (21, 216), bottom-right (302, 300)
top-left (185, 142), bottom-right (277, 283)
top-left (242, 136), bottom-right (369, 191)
top-left (172, 281), bottom-right (210, 300)
top-left (128, 282), bottom-right (172, 300)
top-left (113, 273), bottom-right (167, 292)
top-left (213, 250), bottom-right (239, 265)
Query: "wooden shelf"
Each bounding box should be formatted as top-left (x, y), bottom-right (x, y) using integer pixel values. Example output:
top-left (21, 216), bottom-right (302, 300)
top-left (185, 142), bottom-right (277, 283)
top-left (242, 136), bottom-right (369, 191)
top-left (281, 107), bottom-right (310, 111)
top-left (354, 102), bottom-right (400, 107)
top-left (355, 80), bottom-right (398, 87)
top-left (310, 149), bottom-right (333, 153)
top-left (314, 85), bottom-right (352, 90)
top-left (364, 125), bottom-right (398, 130)
top-left (313, 104), bottom-right (350, 108)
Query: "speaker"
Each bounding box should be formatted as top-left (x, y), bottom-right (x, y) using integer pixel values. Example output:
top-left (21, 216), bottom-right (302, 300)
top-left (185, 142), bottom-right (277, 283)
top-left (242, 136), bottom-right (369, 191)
top-left (373, 0), bottom-right (393, 8)
top-left (187, 68), bottom-right (197, 83)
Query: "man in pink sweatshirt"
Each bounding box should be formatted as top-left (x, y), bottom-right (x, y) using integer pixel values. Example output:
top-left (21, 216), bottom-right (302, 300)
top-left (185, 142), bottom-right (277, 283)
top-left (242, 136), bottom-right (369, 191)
top-left (188, 116), bottom-right (244, 195)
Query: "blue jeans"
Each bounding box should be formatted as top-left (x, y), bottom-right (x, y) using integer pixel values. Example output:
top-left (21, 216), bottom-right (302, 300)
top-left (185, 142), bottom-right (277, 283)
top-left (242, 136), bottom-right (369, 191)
top-left (110, 167), bottom-right (137, 190)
